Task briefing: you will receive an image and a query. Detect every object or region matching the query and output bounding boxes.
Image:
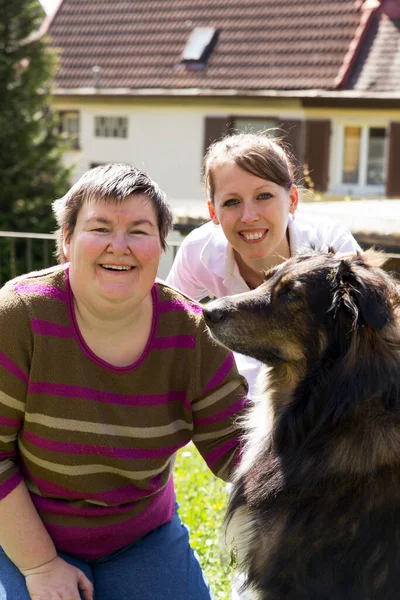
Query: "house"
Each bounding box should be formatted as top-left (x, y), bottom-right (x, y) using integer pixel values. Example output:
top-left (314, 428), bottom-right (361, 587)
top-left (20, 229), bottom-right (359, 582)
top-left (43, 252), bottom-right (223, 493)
top-left (42, 0), bottom-right (400, 205)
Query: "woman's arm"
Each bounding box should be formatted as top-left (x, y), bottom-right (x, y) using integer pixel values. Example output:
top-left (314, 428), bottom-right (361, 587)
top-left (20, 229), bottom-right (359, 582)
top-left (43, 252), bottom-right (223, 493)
top-left (0, 478), bottom-right (93, 600)
top-left (190, 325), bottom-right (249, 482)
top-left (0, 287), bottom-right (93, 600)
top-left (0, 480), bottom-right (57, 569)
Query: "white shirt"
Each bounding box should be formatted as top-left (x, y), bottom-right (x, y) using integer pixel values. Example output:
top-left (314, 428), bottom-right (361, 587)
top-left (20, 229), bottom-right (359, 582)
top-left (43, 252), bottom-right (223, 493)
top-left (166, 214), bottom-right (361, 398)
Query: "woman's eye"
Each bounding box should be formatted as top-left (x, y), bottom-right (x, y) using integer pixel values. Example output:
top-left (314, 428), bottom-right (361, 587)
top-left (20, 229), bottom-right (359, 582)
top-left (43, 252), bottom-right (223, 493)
top-left (93, 228), bottom-right (109, 233)
top-left (223, 199), bottom-right (239, 207)
top-left (258, 192), bottom-right (273, 200)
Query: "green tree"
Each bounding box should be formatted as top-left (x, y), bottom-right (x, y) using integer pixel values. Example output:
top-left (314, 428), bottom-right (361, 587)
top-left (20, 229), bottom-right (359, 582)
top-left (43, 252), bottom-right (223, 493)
top-left (0, 0), bottom-right (71, 234)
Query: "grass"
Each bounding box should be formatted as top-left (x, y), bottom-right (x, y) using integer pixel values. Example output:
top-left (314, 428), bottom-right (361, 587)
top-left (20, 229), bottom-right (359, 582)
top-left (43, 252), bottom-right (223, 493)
top-left (174, 443), bottom-right (233, 600)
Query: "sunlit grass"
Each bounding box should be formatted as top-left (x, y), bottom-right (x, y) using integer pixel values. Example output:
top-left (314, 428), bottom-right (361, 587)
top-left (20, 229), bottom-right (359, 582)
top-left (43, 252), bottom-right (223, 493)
top-left (174, 443), bottom-right (233, 600)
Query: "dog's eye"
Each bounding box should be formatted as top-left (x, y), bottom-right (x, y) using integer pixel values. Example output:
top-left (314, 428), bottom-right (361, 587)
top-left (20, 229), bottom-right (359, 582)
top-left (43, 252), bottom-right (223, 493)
top-left (278, 288), bottom-right (300, 302)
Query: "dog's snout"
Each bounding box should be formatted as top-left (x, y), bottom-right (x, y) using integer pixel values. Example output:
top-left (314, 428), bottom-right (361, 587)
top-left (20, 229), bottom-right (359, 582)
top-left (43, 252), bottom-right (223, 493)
top-left (203, 305), bottom-right (225, 324)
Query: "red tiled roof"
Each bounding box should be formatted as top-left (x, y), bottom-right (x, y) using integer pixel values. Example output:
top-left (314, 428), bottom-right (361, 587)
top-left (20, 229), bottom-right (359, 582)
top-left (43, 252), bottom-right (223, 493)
top-left (47, 0), bottom-right (364, 91)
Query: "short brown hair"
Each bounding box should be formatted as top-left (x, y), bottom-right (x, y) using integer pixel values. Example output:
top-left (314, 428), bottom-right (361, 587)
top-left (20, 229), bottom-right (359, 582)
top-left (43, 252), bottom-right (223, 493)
top-left (204, 131), bottom-right (295, 204)
top-left (52, 163), bottom-right (173, 263)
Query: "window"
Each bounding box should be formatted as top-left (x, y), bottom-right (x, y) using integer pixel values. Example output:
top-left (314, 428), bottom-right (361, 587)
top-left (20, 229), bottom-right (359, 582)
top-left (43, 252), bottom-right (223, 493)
top-left (341, 125), bottom-right (386, 188)
top-left (58, 111), bottom-right (80, 150)
top-left (180, 27), bottom-right (219, 68)
top-left (94, 116), bottom-right (128, 139)
top-left (203, 115), bottom-right (279, 160)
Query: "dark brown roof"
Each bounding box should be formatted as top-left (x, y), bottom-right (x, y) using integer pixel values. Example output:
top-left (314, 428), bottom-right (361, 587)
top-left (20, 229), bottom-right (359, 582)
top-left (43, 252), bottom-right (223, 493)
top-left (46, 0), bottom-right (399, 94)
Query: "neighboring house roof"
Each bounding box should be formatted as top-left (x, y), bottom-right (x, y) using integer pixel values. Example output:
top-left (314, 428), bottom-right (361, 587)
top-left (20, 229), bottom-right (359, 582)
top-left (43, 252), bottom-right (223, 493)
top-left (348, 14), bottom-right (400, 92)
top-left (45, 0), bottom-right (400, 95)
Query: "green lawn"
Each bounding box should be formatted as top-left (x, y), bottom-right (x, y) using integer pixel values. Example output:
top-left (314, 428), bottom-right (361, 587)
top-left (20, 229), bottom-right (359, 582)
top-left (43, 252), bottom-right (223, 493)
top-left (174, 443), bottom-right (233, 600)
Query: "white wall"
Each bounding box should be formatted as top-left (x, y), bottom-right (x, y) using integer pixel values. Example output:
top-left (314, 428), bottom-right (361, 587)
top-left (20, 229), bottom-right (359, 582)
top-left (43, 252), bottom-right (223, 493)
top-left (62, 103), bottom-right (210, 201)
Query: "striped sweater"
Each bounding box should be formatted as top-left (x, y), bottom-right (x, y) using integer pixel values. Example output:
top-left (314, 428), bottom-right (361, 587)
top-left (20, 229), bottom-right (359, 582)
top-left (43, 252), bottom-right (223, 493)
top-left (0, 265), bottom-right (248, 560)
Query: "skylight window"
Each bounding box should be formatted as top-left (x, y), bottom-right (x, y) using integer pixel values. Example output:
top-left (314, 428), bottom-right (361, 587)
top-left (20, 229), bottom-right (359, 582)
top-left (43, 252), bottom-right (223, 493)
top-left (181, 27), bottom-right (219, 63)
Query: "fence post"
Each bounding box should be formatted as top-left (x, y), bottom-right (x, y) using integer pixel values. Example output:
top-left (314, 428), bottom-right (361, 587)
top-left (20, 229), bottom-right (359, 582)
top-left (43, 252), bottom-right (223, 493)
top-left (26, 238), bottom-right (33, 273)
top-left (43, 239), bottom-right (49, 267)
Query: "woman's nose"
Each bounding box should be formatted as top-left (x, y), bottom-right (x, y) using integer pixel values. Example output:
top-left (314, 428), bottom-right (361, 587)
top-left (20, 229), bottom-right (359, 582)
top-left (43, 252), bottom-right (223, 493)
top-left (240, 202), bottom-right (259, 223)
top-left (107, 232), bottom-right (130, 254)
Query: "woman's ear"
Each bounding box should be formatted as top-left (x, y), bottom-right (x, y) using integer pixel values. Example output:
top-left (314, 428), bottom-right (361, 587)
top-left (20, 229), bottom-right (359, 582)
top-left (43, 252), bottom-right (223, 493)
top-left (289, 185), bottom-right (299, 215)
top-left (62, 227), bottom-right (71, 261)
top-left (208, 201), bottom-right (219, 225)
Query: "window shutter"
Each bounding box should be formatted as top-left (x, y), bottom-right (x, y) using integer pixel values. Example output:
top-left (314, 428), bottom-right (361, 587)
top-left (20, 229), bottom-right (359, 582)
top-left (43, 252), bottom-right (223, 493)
top-left (203, 116), bottom-right (233, 156)
top-left (386, 122), bottom-right (400, 198)
top-left (280, 120), bottom-right (305, 179)
top-left (304, 120), bottom-right (331, 193)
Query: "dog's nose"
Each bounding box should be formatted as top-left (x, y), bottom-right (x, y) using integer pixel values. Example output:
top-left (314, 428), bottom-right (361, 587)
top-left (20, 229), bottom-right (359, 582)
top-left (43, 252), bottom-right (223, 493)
top-left (203, 305), bottom-right (225, 324)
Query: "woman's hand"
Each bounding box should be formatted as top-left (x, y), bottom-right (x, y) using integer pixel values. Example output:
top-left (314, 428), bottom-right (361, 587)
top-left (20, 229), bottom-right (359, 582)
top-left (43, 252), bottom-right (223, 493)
top-left (21, 556), bottom-right (94, 600)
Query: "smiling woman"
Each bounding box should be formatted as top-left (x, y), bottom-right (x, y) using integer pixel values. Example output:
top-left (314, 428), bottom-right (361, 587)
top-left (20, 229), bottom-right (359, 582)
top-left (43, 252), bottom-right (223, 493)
top-left (0, 163), bottom-right (248, 600)
top-left (167, 131), bottom-right (362, 400)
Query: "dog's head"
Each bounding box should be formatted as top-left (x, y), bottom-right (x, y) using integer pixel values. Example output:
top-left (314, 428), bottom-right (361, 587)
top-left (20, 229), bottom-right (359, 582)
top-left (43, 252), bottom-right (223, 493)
top-left (203, 250), bottom-right (399, 367)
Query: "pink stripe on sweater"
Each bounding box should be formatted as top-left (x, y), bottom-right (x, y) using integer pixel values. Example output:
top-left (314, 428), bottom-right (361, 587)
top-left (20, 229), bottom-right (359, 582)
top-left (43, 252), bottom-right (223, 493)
top-left (204, 438), bottom-right (239, 468)
top-left (0, 415), bottom-right (21, 428)
top-left (0, 451), bottom-right (16, 459)
top-left (0, 471), bottom-right (23, 501)
top-left (0, 350), bottom-right (28, 383)
top-left (24, 431), bottom-right (186, 460)
top-left (152, 336), bottom-right (195, 350)
top-left (195, 396), bottom-right (247, 427)
top-left (23, 466), bottom-right (164, 504)
top-left (158, 299), bottom-right (203, 315)
top-left (30, 319), bottom-right (74, 338)
top-left (203, 352), bottom-right (235, 395)
top-left (28, 382), bottom-right (188, 407)
top-left (32, 494), bottom-right (138, 517)
top-left (42, 478), bottom-right (175, 559)
top-left (14, 283), bottom-right (68, 303)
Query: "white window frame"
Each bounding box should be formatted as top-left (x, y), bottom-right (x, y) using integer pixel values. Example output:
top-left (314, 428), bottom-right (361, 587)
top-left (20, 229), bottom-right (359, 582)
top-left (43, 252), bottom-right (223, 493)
top-left (94, 116), bottom-right (129, 139)
top-left (333, 123), bottom-right (387, 195)
top-left (59, 110), bottom-right (80, 150)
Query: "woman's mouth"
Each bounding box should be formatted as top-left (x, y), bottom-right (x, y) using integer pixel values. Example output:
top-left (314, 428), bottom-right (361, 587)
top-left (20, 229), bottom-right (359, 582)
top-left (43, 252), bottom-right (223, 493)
top-left (238, 229), bottom-right (268, 243)
top-left (100, 264), bottom-right (134, 272)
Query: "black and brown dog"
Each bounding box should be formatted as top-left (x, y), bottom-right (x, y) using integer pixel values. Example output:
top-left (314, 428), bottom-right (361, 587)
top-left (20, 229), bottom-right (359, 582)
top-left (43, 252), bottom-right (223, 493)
top-left (203, 250), bottom-right (400, 600)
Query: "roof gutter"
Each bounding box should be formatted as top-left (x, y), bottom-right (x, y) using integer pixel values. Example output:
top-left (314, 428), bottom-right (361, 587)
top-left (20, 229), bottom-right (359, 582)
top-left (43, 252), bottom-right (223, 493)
top-left (51, 87), bottom-right (400, 100)
top-left (333, 0), bottom-right (382, 89)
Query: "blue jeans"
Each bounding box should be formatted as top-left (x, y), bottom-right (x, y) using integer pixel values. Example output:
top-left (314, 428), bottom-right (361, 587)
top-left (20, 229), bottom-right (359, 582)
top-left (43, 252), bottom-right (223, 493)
top-left (0, 507), bottom-right (213, 600)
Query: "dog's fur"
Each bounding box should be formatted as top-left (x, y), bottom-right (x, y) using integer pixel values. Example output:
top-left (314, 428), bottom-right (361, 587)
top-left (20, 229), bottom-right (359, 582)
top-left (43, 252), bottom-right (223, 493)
top-left (203, 250), bottom-right (400, 600)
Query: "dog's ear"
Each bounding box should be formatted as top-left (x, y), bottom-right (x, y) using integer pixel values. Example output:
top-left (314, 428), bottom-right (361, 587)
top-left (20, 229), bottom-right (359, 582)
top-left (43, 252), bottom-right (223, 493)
top-left (330, 259), bottom-right (390, 330)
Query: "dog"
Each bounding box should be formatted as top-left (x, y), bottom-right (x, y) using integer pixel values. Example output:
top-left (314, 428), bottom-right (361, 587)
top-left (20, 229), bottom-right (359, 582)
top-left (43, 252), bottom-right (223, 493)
top-left (203, 250), bottom-right (400, 600)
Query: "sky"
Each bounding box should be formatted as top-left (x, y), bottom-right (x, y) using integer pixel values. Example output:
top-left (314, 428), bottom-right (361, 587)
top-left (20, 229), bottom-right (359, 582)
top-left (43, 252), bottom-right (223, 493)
top-left (39, 0), bottom-right (58, 15)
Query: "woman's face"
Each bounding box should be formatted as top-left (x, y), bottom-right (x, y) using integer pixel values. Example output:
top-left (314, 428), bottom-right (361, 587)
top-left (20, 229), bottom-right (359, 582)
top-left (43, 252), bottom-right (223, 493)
top-left (208, 162), bottom-right (298, 263)
top-left (63, 194), bottom-right (162, 310)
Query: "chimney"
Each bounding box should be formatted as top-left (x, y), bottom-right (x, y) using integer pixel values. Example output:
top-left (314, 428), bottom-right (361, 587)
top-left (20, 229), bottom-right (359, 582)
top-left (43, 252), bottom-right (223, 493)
top-left (92, 65), bottom-right (101, 90)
